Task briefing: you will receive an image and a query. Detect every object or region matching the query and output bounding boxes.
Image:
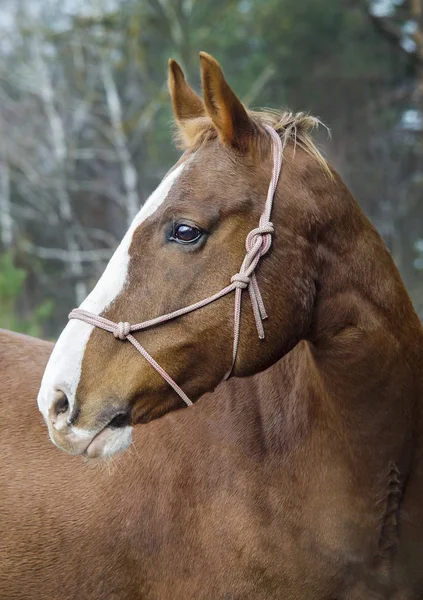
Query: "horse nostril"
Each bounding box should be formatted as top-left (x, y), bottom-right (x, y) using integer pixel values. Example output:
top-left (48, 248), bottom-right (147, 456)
top-left (49, 393), bottom-right (71, 429)
top-left (52, 393), bottom-right (69, 418)
top-left (108, 411), bottom-right (131, 429)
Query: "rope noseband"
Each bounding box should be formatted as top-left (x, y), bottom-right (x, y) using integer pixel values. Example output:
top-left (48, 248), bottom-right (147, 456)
top-left (69, 126), bottom-right (283, 407)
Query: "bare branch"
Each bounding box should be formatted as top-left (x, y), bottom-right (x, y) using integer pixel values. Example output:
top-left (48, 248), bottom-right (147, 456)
top-left (368, 10), bottom-right (423, 66)
top-left (27, 245), bottom-right (114, 262)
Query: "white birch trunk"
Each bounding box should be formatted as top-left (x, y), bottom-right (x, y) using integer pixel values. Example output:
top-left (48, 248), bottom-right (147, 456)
top-left (33, 38), bottom-right (87, 303)
top-left (101, 61), bottom-right (140, 226)
top-left (0, 161), bottom-right (13, 248)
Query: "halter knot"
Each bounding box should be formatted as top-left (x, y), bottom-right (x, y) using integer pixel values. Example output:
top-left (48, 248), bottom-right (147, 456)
top-left (113, 321), bottom-right (131, 340)
top-left (231, 273), bottom-right (250, 289)
top-left (245, 222), bottom-right (274, 259)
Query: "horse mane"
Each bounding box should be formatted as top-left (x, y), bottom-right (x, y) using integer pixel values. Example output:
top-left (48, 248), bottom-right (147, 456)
top-left (174, 108), bottom-right (331, 175)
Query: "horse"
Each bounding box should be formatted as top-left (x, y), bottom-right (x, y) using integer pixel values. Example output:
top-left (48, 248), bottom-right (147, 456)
top-left (2, 52), bottom-right (423, 598)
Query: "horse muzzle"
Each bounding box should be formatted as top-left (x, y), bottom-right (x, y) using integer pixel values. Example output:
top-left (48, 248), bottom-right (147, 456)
top-left (45, 393), bottom-right (133, 458)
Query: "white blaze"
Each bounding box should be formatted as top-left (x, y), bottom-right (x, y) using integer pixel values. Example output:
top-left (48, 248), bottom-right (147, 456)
top-left (38, 162), bottom-right (186, 420)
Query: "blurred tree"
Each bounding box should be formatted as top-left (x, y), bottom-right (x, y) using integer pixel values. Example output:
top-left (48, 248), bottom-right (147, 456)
top-left (0, 252), bottom-right (53, 336)
top-left (0, 0), bottom-right (421, 337)
top-left (366, 0), bottom-right (423, 311)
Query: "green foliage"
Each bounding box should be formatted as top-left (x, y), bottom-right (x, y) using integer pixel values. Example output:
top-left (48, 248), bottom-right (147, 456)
top-left (0, 252), bottom-right (54, 337)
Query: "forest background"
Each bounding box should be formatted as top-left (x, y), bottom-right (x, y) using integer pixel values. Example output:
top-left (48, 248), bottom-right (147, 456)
top-left (0, 0), bottom-right (422, 338)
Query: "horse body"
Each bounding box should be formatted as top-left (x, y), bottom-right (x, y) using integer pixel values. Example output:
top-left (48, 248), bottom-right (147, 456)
top-left (2, 322), bottom-right (423, 599)
top-left (2, 53), bottom-right (423, 598)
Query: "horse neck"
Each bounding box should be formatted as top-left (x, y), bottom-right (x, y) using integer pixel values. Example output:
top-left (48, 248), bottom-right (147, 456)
top-left (209, 342), bottom-right (315, 460)
top-left (219, 180), bottom-right (423, 478)
top-left (311, 180), bottom-right (423, 423)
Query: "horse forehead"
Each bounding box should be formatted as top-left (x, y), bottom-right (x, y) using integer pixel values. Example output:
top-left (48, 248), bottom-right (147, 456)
top-left (166, 147), bottom-right (250, 207)
top-left (138, 159), bottom-right (191, 218)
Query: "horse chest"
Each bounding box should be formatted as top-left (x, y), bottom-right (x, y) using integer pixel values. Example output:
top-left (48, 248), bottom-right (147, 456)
top-left (107, 469), bottom-right (387, 599)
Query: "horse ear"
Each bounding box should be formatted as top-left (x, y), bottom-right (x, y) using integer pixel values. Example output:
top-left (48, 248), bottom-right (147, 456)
top-left (199, 52), bottom-right (255, 151)
top-left (168, 59), bottom-right (205, 124)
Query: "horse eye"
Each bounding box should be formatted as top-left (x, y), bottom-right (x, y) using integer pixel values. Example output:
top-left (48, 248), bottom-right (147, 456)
top-left (172, 223), bottom-right (202, 244)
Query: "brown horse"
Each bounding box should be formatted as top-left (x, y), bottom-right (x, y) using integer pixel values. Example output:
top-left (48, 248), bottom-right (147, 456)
top-left (2, 52), bottom-right (423, 598)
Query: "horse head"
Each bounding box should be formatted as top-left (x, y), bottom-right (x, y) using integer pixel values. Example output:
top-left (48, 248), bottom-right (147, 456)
top-left (38, 53), bottom-right (326, 457)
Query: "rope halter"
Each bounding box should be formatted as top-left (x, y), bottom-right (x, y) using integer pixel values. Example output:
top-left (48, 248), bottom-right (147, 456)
top-left (69, 125), bottom-right (283, 407)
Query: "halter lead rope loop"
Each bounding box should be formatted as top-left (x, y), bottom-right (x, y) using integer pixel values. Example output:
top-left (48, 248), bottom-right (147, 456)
top-left (69, 126), bottom-right (283, 407)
